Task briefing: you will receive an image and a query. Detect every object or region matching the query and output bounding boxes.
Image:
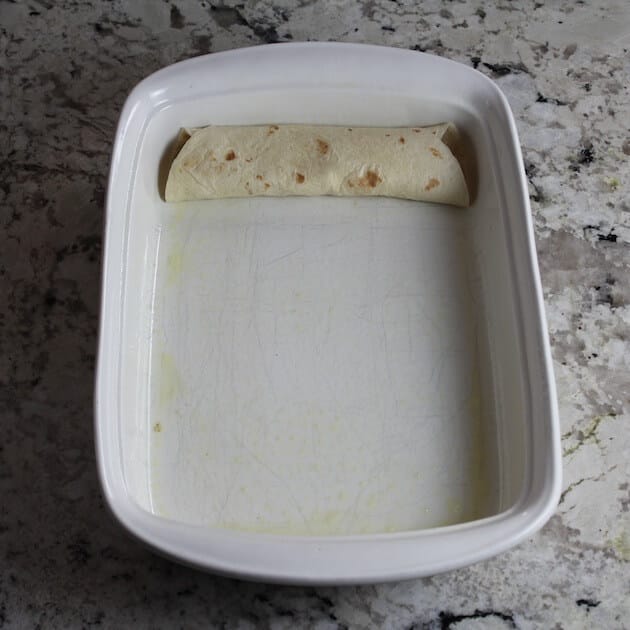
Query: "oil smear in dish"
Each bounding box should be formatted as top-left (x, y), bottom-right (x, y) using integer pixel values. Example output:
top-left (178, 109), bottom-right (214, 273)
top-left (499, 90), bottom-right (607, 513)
top-left (148, 197), bottom-right (496, 535)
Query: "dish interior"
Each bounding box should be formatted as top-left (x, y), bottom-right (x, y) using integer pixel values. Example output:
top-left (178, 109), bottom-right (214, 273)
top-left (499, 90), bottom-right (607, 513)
top-left (118, 88), bottom-right (527, 535)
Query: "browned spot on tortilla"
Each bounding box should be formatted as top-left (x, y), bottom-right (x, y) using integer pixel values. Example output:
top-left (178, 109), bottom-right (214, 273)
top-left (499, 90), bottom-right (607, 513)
top-left (256, 174), bottom-right (263, 180)
top-left (264, 182), bottom-right (270, 189)
top-left (153, 423), bottom-right (162, 433)
top-left (182, 155), bottom-right (200, 169)
top-left (399, 137), bottom-right (405, 144)
top-left (385, 134), bottom-right (391, 137)
top-left (347, 181), bottom-right (354, 187)
top-left (316, 139), bottom-right (329, 155)
top-left (245, 157), bottom-right (252, 162)
top-left (429, 147), bottom-right (443, 158)
top-left (225, 150), bottom-right (236, 161)
top-left (357, 170), bottom-right (382, 188)
top-left (347, 128), bottom-right (353, 131)
top-left (412, 128), bottom-right (421, 133)
top-left (424, 177), bottom-right (440, 191)
top-left (295, 173), bottom-right (305, 183)
top-left (268, 125), bottom-right (280, 135)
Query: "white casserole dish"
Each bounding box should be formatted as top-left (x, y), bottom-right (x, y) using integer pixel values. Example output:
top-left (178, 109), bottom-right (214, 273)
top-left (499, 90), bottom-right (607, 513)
top-left (95, 43), bottom-right (561, 584)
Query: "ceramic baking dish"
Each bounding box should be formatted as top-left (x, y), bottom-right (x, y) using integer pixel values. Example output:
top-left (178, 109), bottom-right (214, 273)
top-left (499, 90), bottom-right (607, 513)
top-left (95, 43), bottom-right (561, 584)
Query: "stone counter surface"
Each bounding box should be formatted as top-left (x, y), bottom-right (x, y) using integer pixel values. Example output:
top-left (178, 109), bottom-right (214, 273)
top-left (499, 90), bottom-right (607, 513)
top-left (1, 1), bottom-right (628, 628)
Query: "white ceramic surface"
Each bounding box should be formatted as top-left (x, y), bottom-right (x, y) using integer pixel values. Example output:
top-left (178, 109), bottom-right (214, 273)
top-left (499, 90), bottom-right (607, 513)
top-left (95, 43), bottom-right (561, 584)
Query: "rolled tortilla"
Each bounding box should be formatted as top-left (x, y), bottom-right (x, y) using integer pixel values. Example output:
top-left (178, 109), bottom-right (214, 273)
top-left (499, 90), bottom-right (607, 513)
top-left (165, 124), bottom-right (470, 207)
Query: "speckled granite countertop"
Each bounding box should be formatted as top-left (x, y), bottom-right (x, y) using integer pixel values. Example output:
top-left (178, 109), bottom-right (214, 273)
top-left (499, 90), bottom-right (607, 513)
top-left (1, 1), bottom-right (629, 627)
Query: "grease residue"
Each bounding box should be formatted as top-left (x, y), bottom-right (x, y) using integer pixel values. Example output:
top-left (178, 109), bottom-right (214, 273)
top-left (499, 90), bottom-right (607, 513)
top-left (156, 351), bottom-right (181, 407)
top-left (165, 248), bottom-right (184, 285)
top-left (147, 203), bottom-right (497, 536)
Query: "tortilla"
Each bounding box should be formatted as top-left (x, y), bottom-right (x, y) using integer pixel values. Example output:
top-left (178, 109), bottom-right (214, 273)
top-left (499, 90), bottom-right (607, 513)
top-left (164, 123), bottom-right (470, 207)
